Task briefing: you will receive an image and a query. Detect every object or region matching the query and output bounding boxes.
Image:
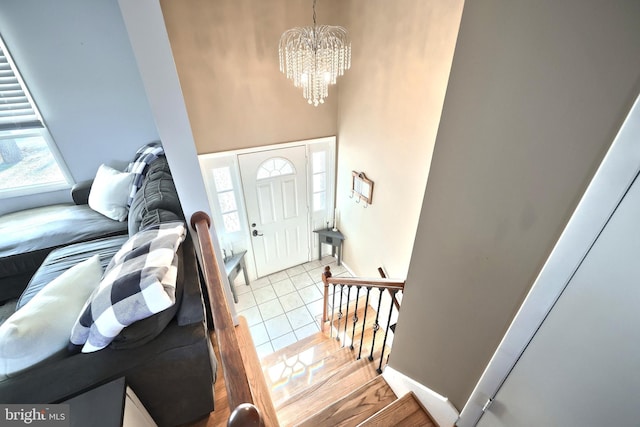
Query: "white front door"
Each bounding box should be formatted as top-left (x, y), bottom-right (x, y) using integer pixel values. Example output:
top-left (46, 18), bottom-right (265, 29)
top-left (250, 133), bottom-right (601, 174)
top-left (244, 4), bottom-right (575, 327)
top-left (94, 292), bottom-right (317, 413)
top-left (239, 146), bottom-right (310, 277)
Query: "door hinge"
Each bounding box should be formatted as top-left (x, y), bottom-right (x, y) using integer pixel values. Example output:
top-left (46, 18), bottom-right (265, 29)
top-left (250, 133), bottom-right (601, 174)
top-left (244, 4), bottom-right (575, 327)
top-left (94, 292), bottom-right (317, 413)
top-left (482, 398), bottom-right (494, 412)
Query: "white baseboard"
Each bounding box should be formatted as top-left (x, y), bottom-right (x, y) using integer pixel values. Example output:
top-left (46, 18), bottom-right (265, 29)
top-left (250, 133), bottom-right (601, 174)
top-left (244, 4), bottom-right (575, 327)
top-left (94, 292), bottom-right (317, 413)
top-left (339, 259), bottom-right (356, 276)
top-left (382, 366), bottom-right (459, 427)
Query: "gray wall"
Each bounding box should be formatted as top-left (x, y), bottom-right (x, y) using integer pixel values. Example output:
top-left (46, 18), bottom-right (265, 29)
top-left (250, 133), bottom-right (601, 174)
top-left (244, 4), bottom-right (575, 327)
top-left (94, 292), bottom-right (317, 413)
top-left (0, 0), bottom-right (158, 215)
top-left (390, 0), bottom-right (640, 410)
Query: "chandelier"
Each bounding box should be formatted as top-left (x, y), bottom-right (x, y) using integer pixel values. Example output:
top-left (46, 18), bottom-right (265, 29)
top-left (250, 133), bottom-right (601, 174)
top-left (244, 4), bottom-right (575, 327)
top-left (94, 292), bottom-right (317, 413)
top-left (278, 0), bottom-right (351, 106)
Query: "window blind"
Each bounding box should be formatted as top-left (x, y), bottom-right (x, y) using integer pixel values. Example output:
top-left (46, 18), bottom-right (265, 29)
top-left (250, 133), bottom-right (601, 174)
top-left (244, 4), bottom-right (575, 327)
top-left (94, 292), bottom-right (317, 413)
top-left (0, 38), bottom-right (43, 131)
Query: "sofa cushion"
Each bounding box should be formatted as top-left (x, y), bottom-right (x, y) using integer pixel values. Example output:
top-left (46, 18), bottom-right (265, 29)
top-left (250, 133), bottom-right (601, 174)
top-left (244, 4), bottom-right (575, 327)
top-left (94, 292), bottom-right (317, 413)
top-left (16, 235), bottom-right (129, 310)
top-left (70, 221), bottom-right (186, 353)
top-left (0, 255), bottom-right (103, 378)
top-left (127, 157), bottom-right (183, 236)
top-left (17, 234), bottom-right (185, 349)
top-left (88, 164), bottom-right (134, 222)
top-left (128, 186), bottom-right (145, 236)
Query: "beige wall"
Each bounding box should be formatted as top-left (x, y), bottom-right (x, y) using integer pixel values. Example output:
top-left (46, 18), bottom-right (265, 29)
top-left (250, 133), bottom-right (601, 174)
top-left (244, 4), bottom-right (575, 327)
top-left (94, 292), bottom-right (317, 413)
top-left (160, 0), bottom-right (337, 153)
top-left (161, 0), bottom-right (465, 279)
top-left (335, 0), bottom-right (464, 277)
top-left (391, 0), bottom-right (640, 410)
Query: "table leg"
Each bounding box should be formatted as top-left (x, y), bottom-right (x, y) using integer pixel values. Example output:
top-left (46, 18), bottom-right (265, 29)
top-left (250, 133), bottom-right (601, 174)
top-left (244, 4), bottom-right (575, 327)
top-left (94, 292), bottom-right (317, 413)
top-left (240, 257), bottom-right (250, 287)
top-left (228, 277), bottom-right (238, 303)
top-left (318, 238), bottom-right (322, 261)
top-left (337, 243), bottom-right (342, 266)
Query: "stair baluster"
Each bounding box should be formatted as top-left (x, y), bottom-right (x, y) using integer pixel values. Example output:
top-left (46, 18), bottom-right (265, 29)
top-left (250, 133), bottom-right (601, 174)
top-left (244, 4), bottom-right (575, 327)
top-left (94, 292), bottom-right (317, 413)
top-left (368, 288), bottom-right (384, 362)
top-left (377, 289), bottom-right (397, 374)
top-left (336, 284), bottom-right (345, 341)
top-left (350, 286), bottom-right (361, 350)
top-left (357, 286), bottom-right (372, 360)
top-left (330, 283), bottom-right (337, 339)
top-left (342, 285), bottom-right (352, 346)
top-left (321, 266), bottom-right (405, 373)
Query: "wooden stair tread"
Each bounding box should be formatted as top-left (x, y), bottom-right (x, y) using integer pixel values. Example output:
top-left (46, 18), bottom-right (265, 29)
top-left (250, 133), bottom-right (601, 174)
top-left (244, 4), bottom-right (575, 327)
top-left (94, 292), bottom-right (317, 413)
top-left (266, 343), bottom-right (366, 407)
top-left (357, 392), bottom-right (438, 427)
top-left (263, 302), bottom-right (386, 403)
top-left (276, 357), bottom-right (380, 426)
top-left (296, 376), bottom-right (397, 427)
top-left (261, 332), bottom-right (340, 367)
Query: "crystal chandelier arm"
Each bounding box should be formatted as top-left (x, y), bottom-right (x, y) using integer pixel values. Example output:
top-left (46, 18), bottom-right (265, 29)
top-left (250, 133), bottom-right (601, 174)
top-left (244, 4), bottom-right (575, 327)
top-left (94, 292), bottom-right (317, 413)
top-left (312, 0), bottom-right (317, 28)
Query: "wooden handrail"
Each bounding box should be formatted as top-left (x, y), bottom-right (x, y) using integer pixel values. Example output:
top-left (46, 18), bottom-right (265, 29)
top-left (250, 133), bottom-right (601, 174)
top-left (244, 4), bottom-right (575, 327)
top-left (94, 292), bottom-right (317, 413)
top-left (190, 211), bottom-right (269, 426)
top-left (377, 267), bottom-right (401, 311)
top-left (236, 316), bottom-right (279, 427)
top-left (324, 276), bottom-right (405, 290)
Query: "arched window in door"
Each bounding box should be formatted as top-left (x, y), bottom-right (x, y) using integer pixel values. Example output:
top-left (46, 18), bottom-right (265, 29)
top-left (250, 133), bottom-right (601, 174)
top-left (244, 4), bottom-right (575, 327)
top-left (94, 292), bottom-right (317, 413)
top-left (256, 157), bottom-right (295, 180)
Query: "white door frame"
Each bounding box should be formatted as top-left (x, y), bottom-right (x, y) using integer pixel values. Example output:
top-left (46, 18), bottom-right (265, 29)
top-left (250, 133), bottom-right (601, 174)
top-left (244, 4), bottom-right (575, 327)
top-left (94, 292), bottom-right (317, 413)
top-left (198, 136), bottom-right (336, 281)
top-left (457, 94), bottom-right (640, 426)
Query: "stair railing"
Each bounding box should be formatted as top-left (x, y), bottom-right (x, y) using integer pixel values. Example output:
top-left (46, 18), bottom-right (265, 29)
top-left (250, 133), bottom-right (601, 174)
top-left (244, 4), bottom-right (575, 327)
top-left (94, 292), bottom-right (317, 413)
top-left (191, 211), bottom-right (278, 427)
top-left (321, 266), bottom-right (405, 374)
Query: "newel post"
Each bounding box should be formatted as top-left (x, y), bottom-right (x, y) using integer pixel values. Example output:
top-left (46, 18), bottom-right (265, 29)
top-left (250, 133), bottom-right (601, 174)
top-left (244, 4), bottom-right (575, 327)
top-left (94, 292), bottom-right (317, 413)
top-left (321, 266), bottom-right (332, 332)
top-left (228, 403), bottom-right (263, 427)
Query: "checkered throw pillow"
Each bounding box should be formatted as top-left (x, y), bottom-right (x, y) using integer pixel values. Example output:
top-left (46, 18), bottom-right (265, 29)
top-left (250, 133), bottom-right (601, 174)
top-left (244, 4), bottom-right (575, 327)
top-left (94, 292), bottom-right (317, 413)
top-left (70, 221), bottom-right (186, 353)
top-left (125, 141), bottom-right (165, 207)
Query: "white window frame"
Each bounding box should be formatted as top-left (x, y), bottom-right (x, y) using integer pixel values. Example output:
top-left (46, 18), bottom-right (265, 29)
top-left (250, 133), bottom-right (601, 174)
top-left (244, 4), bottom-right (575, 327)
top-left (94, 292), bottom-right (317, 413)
top-left (198, 154), bottom-right (249, 257)
top-left (0, 34), bottom-right (72, 198)
top-left (308, 138), bottom-right (336, 233)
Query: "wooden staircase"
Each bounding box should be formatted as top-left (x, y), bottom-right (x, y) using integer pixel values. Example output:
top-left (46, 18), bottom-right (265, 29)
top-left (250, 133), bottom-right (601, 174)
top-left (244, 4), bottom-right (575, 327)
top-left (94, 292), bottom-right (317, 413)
top-left (259, 303), bottom-right (439, 427)
top-left (186, 303), bottom-right (438, 427)
top-left (191, 212), bottom-right (433, 427)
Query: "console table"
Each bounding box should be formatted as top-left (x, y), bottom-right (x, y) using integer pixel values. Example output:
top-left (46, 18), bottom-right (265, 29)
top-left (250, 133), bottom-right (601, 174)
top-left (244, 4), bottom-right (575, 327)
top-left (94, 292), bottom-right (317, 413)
top-left (224, 250), bottom-right (249, 303)
top-left (314, 228), bottom-right (345, 266)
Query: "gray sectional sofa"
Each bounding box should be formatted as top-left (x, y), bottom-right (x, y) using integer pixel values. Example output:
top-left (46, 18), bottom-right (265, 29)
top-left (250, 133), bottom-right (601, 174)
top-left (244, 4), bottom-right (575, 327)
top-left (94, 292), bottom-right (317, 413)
top-left (0, 156), bottom-right (217, 426)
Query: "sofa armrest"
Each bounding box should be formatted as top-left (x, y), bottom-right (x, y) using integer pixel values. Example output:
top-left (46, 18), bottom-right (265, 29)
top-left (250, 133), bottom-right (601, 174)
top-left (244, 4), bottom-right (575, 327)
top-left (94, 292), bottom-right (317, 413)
top-left (71, 180), bottom-right (93, 205)
top-left (177, 236), bottom-right (206, 326)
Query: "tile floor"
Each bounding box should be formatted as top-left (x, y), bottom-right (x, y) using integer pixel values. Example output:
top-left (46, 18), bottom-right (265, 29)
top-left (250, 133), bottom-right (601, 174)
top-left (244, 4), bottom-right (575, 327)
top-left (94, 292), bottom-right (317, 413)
top-left (233, 256), bottom-right (352, 358)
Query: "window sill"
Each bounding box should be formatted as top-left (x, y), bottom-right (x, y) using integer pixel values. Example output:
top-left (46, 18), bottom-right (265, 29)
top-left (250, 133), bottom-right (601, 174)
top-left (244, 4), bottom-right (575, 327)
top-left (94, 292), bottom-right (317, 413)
top-left (0, 181), bottom-right (72, 199)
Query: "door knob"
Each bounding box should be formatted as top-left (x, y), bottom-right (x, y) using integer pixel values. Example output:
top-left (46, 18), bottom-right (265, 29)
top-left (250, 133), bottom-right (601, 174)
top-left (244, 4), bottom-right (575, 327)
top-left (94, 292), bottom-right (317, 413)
top-left (252, 229), bottom-right (263, 237)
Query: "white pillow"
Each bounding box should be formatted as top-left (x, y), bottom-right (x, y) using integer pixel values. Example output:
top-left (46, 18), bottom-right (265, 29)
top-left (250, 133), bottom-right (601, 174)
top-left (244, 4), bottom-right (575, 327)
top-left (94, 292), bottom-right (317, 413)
top-left (0, 255), bottom-right (103, 378)
top-left (88, 164), bottom-right (133, 222)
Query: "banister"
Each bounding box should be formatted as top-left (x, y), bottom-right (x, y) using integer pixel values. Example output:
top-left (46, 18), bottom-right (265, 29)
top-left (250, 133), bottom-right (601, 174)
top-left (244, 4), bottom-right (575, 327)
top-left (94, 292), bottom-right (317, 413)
top-left (190, 211), bottom-right (268, 426)
top-left (320, 265), bottom-right (404, 372)
top-left (324, 275), bottom-right (405, 290)
top-left (320, 265), bottom-right (404, 331)
top-left (377, 267), bottom-right (401, 311)
top-left (235, 316), bottom-right (280, 427)
top-left (228, 404), bottom-right (262, 427)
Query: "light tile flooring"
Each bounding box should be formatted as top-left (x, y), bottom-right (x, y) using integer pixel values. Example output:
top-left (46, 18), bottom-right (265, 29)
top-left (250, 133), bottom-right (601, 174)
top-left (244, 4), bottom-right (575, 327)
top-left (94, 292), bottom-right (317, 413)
top-left (234, 256), bottom-right (352, 358)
